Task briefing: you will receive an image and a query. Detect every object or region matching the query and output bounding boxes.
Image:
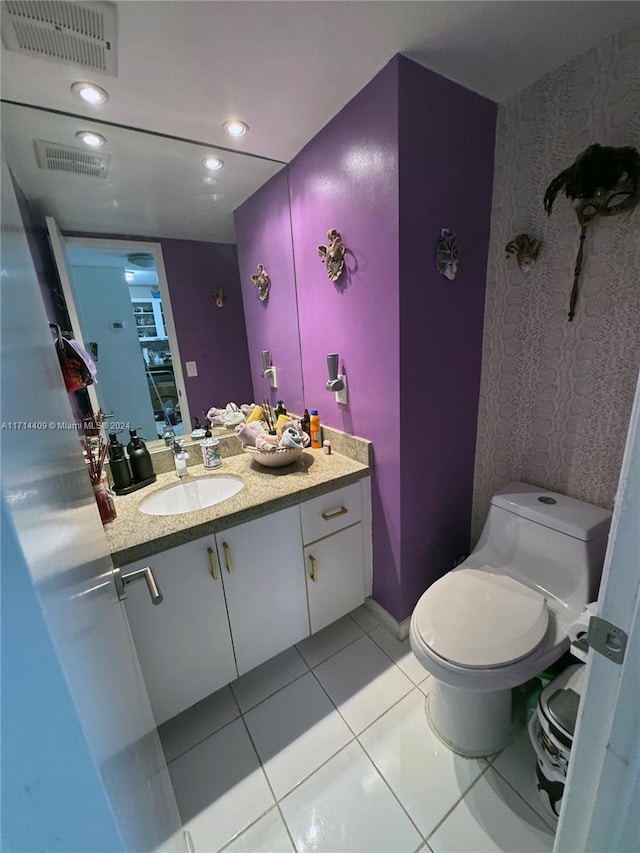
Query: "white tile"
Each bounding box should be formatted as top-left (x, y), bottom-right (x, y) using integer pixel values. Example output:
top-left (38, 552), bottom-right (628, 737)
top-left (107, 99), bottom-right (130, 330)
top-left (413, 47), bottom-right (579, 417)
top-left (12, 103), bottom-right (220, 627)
top-left (169, 718), bottom-right (274, 852)
top-left (280, 741), bottom-right (422, 852)
top-left (223, 807), bottom-right (294, 852)
top-left (244, 672), bottom-right (353, 799)
top-left (429, 768), bottom-right (555, 852)
top-left (314, 635), bottom-right (414, 733)
top-left (493, 724), bottom-right (558, 827)
top-left (369, 624), bottom-right (429, 684)
top-left (349, 604), bottom-right (380, 632)
top-left (231, 646), bottom-right (309, 713)
top-left (159, 686), bottom-right (239, 763)
top-left (360, 690), bottom-right (487, 837)
top-left (296, 615), bottom-right (364, 668)
top-left (417, 676), bottom-right (431, 695)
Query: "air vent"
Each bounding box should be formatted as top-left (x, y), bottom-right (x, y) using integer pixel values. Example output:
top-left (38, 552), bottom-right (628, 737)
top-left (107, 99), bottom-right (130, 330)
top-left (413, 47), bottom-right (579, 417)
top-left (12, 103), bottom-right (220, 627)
top-left (35, 140), bottom-right (110, 178)
top-left (1, 1), bottom-right (117, 75)
top-left (126, 253), bottom-right (155, 269)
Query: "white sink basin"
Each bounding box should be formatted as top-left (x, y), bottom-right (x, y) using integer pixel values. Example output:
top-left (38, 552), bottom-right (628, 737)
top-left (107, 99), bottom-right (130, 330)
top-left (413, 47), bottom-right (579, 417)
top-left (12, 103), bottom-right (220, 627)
top-left (139, 476), bottom-right (245, 516)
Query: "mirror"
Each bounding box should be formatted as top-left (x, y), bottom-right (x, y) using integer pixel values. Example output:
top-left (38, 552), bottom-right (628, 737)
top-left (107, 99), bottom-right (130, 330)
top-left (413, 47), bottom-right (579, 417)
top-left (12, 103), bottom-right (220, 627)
top-left (0, 101), bottom-right (305, 446)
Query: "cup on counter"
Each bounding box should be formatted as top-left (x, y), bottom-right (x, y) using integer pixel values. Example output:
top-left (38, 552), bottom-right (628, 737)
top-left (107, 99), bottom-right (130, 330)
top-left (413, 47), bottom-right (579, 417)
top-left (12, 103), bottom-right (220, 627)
top-left (201, 437), bottom-right (222, 469)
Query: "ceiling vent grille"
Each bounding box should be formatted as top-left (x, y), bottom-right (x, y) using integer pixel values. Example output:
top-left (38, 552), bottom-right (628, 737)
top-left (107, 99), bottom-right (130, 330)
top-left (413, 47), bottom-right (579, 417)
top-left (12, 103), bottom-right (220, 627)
top-left (1, 1), bottom-right (117, 75)
top-left (35, 140), bottom-right (111, 178)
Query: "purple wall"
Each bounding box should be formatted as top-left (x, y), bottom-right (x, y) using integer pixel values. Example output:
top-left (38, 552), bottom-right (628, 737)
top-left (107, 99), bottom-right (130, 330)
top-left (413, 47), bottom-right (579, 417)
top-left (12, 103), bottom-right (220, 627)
top-left (288, 59), bottom-right (404, 617)
top-left (63, 232), bottom-right (253, 425)
top-left (397, 57), bottom-right (496, 616)
top-left (234, 169), bottom-right (304, 414)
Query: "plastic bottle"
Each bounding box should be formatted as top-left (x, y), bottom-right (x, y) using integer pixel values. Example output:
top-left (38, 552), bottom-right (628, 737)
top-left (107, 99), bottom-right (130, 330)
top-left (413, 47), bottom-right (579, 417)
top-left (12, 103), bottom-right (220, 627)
top-left (127, 429), bottom-right (155, 483)
top-left (172, 440), bottom-right (189, 478)
top-left (108, 432), bottom-right (132, 491)
top-left (310, 410), bottom-right (322, 449)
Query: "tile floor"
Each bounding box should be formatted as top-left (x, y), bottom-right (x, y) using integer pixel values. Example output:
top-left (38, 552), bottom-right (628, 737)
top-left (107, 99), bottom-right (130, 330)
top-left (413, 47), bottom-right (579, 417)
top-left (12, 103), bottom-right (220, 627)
top-left (160, 607), bottom-right (557, 853)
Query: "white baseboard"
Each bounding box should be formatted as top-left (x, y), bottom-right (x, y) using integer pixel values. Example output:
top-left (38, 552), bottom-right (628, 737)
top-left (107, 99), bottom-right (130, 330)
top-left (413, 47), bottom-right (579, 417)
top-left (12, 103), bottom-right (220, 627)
top-left (364, 597), bottom-right (411, 641)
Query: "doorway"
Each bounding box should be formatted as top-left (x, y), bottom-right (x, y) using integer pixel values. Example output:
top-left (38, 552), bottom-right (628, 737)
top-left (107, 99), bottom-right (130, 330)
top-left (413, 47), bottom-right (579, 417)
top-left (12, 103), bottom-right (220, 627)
top-left (63, 238), bottom-right (190, 440)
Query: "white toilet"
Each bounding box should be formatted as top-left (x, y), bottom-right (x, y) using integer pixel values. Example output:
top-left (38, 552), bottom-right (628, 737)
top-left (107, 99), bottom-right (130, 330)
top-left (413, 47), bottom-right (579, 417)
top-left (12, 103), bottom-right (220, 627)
top-left (410, 481), bottom-right (611, 757)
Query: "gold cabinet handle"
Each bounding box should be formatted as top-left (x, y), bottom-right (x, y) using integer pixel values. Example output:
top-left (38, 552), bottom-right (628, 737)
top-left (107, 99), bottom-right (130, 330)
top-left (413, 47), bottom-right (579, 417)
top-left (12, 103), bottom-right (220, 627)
top-left (222, 541), bottom-right (233, 574)
top-left (207, 546), bottom-right (219, 581)
top-left (309, 554), bottom-right (318, 583)
top-left (322, 506), bottom-right (348, 521)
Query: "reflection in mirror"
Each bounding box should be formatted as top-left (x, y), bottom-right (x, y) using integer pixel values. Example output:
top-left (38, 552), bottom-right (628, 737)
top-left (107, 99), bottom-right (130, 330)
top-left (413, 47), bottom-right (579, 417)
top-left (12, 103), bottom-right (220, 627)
top-left (1, 101), bottom-right (305, 447)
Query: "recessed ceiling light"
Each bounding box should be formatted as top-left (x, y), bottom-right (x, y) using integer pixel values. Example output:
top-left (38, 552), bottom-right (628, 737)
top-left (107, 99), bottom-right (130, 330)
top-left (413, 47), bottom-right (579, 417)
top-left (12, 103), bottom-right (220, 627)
top-left (71, 81), bottom-right (109, 105)
top-left (203, 156), bottom-right (224, 171)
top-left (76, 131), bottom-right (106, 148)
top-left (223, 120), bottom-right (249, 138)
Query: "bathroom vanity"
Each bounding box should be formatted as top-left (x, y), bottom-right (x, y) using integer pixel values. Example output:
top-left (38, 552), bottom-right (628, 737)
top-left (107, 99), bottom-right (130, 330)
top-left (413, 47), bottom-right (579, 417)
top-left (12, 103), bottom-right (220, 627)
top-left (105, 442), bottom-right (372, 725)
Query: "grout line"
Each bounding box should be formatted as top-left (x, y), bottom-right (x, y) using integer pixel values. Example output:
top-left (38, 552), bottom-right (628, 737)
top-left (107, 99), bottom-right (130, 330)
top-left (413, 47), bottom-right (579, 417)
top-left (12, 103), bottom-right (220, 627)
top-left (352, 683), bottom-right (417, 739)
top-left (491, 763), bottom-right (559, 833)
top-left (217, 803), bottom-right (282, 852)
top-left (275, 801), bottom-right (299, 853)
top-left (425, 762), bottom-right (494, 842)
top-left (230, 663), bottom-right (310, 716)
top-left (296, 621), bottom-right (366, 669)
top-left (275, 737), bottom-right (357, 805)
top-left (164, 706), bottom-right (242, 767)
top-left (238, 712), bottom-right (280, 807)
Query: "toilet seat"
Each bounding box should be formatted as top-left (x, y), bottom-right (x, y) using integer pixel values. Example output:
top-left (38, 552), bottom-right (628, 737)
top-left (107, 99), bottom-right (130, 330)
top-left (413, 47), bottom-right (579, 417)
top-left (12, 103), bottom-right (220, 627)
top-left (413, 568), bottom-right (549, 668)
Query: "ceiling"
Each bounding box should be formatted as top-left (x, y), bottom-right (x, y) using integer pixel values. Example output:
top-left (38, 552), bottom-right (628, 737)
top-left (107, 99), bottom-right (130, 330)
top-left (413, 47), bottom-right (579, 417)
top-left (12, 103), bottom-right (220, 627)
top-left (2, 1), bottom-right (639, 241)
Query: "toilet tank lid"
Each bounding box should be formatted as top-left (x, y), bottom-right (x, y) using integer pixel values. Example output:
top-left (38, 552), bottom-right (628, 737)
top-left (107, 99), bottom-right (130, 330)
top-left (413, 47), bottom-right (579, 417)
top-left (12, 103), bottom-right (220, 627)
top-left (491, 482), bottom-right (611, 541)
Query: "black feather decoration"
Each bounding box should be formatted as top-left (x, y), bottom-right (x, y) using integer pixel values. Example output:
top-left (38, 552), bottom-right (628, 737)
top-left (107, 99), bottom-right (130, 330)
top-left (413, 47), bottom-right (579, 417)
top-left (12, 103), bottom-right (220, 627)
top-left (544, 143), bottom-right (640, 215)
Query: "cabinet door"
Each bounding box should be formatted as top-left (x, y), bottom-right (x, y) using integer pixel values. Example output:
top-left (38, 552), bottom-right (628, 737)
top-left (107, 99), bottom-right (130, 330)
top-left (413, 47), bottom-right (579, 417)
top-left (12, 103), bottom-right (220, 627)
top-left (121, 538), bottom-right (237, 725)
top-left (216, 507), bottom-right (309, 675)
top-left (304, 523), bottom-right (366, 634)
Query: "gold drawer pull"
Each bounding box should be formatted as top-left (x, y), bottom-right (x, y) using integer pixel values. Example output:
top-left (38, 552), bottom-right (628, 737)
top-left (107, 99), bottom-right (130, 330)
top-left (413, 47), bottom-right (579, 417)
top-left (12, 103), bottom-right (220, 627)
top-left (322, 506), bottom-right (348, 521)
top-left (207, 546), bottom-right (219, 581)
top-left (222, 541), bottom-right (233, 574)
top-left (309, 554), bottom-right (318, 583)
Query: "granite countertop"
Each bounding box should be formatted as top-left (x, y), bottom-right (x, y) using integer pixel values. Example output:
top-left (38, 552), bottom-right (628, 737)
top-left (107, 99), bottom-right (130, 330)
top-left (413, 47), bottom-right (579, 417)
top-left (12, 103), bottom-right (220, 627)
top-left (105, 448), bottom-right (370, 566)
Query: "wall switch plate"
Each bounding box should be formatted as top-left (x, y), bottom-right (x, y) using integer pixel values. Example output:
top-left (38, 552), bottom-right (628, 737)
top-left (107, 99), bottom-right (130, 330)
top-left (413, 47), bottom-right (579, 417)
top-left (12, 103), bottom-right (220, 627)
top-left (186, 361), bottom-right (198, 377)
top-left (335, 374), bottom-right (348, 405)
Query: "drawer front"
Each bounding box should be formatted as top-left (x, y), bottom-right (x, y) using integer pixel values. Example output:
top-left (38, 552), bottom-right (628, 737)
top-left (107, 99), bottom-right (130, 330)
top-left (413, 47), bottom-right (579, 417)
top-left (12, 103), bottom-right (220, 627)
top-left (300, 481), bottom-right (363, 544)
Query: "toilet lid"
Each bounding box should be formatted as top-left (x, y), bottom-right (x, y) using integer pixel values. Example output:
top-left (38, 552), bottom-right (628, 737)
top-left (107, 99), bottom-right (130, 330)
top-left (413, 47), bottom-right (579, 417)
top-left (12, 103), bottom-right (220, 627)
top-left (414, 568), bottom-right (549, 667)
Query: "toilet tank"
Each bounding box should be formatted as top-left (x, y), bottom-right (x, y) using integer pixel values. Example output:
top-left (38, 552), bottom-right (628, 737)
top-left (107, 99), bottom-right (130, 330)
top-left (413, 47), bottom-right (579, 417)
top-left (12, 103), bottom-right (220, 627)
top-left (471, 482), bottom-right (611, 611)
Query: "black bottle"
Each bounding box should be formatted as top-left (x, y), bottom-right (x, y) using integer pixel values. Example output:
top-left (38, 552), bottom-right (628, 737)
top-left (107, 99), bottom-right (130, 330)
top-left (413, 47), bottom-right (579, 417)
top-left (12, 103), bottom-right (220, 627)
top-left (301, 408), bottom-right (311, 436)
top-left (108, 432), bottom-right (132, 491)
top-left (275, 399), bottom-right (287, 418)
top-left (127, 429), bottom-right (155, 483)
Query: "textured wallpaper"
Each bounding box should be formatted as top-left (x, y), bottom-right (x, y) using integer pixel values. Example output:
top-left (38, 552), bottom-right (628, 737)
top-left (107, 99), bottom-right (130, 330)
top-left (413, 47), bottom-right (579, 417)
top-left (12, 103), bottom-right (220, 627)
top-left (472, 24), bottom-right (640, 539)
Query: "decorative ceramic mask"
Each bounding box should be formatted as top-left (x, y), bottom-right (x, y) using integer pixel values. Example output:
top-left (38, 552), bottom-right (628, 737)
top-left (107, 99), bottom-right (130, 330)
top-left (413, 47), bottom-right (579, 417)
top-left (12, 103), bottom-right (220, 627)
top-left (435, 228), bottom-right (459, 280)
top-left (317, 229), bottom-right (346, 282)
top-left (211, 288), bottom-right (228, 308)
top-left (250, 264), bottom-right (271, 301)
top-left (505, 234), bottom-right (542, 273)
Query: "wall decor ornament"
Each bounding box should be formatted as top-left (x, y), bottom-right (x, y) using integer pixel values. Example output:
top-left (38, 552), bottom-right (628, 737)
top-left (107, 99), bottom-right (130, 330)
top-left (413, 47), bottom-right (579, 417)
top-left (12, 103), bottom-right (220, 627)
top-left (317, 229), bottom-right (346, 282)
top-left (543, 143), bottom-right (640, 321)
top-left (505, 234), bottom-right (542, 273)
top-left (211, 288), bottom-right (228, 308)
top-left (250, 264), bottom-right (271, 301)
top-left (435, 228), bottom-right (459, 280)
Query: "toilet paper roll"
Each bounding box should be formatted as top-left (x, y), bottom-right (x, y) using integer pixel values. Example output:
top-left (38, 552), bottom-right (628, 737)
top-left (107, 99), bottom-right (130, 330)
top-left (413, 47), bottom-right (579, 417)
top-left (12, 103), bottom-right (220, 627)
top-left (568, 602), bottom-right (598, 644)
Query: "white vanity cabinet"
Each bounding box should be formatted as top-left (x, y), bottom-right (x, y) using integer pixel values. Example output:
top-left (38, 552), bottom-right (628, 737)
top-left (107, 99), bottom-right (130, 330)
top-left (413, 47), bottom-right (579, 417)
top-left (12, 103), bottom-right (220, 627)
top-left (121, 538), bottom-right (237, 725)
top-left (120, 478), bottom-right (370, 725)
top-left (300, 482), bottom-right (366, 633)
top-left (213, 507), bottom-right (309, 676)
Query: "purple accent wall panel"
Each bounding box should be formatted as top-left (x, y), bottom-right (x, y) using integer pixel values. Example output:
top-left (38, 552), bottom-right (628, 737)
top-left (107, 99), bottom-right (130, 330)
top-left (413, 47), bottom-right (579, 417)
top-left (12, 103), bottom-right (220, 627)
top-left (398, 57), bottom-right (496, 616)
top-left (288, 58), bottom-right (404, 618)
top-left (63, 232), bottom-right (253, 424)
top-left (234, 168), bottom-right (305, 415)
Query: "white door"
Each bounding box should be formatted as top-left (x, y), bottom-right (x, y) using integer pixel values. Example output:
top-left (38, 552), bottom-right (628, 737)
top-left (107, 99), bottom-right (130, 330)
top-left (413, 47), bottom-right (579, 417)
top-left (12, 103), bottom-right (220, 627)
top-left (554, 371), bottom-right (640, 853)
top-left (122, 538), bottom-right (238, 724)
top-left (1, 161), bottom-right (183, 850)
top-left (305, 524), bottom-right (366, 633)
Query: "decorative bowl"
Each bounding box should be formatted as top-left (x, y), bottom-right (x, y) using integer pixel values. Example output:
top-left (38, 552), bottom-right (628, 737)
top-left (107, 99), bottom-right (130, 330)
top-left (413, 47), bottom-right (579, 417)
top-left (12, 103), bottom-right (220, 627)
top-left (244, 445), bottom-right (304, 468)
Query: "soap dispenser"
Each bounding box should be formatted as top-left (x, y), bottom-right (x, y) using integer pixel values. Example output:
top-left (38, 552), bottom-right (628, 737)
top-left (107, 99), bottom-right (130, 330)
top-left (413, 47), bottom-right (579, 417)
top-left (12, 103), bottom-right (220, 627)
top-left (127, 429), bottom-right (155, 483)
top-left (108, 432), bottom-right (132, 491)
